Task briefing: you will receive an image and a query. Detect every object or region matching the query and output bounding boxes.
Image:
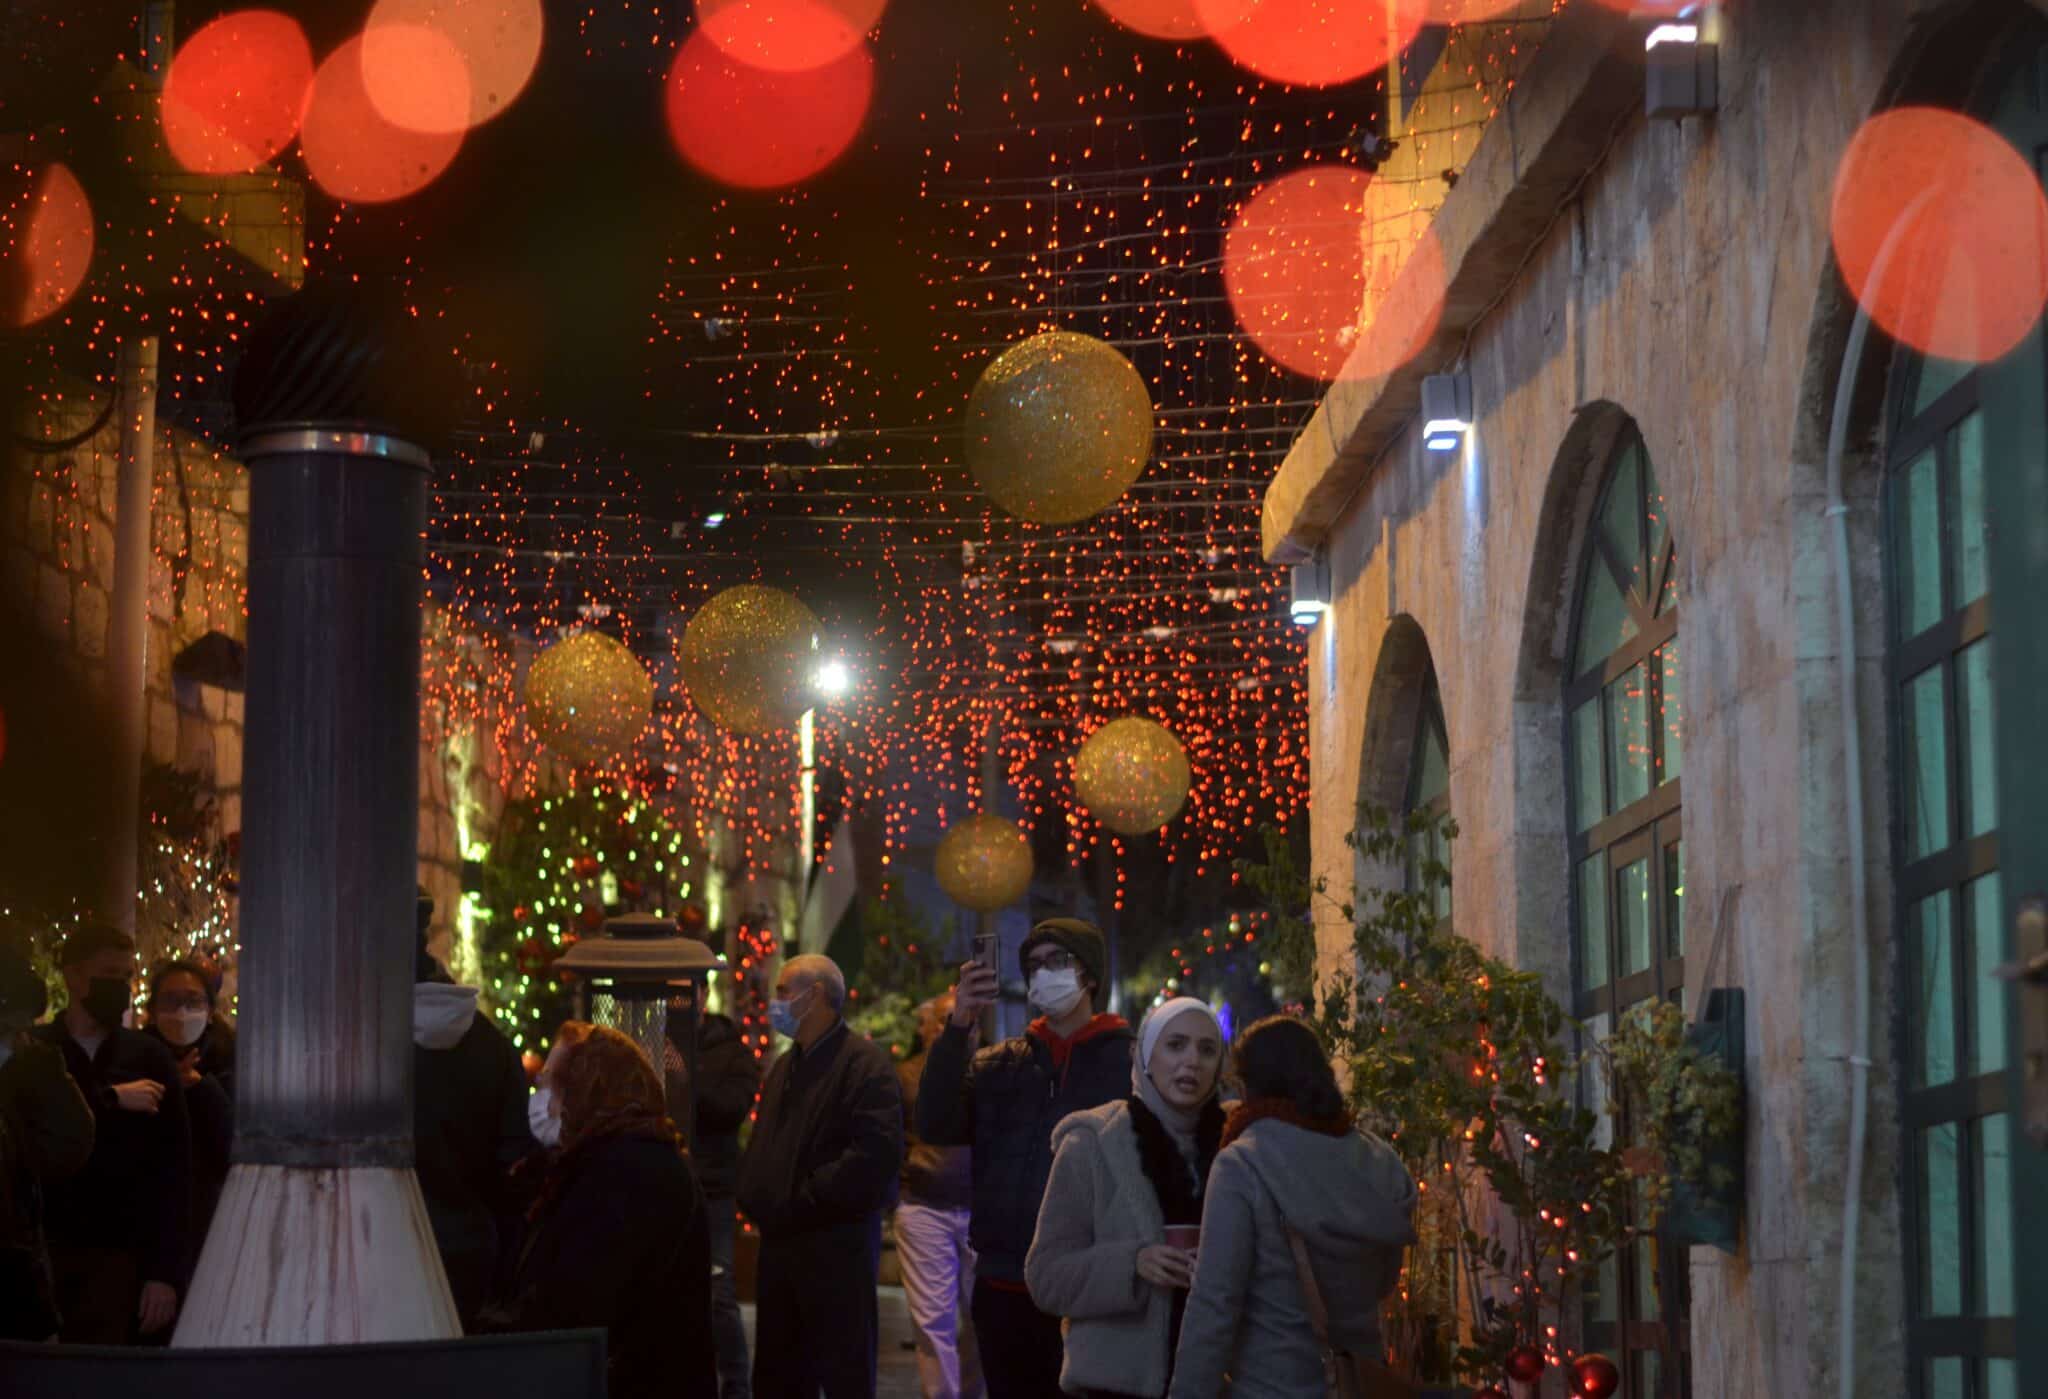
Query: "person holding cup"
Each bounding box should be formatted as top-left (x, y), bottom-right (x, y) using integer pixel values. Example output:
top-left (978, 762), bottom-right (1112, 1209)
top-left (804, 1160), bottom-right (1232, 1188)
top-left (1024, 997), bottom-right (1227, 1398)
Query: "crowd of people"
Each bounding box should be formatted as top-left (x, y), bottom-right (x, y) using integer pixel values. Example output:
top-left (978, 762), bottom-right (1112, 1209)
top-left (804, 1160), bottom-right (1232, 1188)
top-left (0, 908), bottom-right (1421, 1399)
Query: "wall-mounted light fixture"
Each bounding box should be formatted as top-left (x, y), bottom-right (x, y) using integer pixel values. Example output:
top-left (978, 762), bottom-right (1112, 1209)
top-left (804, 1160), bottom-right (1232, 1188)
top-left (1421, 370), bottom-right (1473, 454)
top-left (1289, 552), bottom-right (1330, 627)
top-left (1646, 10), bottom-right (1717, 120)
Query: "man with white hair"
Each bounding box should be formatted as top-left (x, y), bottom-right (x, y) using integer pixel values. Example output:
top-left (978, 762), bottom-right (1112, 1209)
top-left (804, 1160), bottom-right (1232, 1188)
top-left (737, 953), bottom-right (904, 1399)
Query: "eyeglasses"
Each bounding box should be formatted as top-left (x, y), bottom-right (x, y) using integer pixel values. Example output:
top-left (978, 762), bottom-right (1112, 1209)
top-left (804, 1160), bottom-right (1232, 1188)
top-left (1025, 949), bottom-right (1077, 973)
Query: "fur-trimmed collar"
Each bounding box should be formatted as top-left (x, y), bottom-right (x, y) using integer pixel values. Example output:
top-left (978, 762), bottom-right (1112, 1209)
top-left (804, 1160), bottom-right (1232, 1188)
top-left (1128, 1094), bottom-right (1224, 1225)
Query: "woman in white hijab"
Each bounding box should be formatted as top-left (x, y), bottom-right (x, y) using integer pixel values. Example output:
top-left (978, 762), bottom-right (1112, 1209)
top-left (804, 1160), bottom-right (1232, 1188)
top-left (1025, 997), bottom-right (1227, 1398)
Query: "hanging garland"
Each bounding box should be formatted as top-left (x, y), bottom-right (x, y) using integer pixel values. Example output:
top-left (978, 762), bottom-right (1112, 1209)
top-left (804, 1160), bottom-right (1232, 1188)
top-left (473, 784), bottom-right (699, 1057)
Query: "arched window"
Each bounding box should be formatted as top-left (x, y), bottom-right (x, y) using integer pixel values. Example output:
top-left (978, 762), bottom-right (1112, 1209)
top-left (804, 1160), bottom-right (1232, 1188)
top-left (1402, 663), bottom-right (1451, 923)
top-left (1565, 424), bottom-right (1685, 1397)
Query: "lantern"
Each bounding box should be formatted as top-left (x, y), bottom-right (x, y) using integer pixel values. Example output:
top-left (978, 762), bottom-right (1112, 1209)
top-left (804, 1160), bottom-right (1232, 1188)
top-left (1073, 716), bottom-right (1191, 834)
top-left (934, 813), bottom-right (1034, 912)
top-left (524, 629), bottom-right (654, 766)
top-left (554, 913), bottom-right (726, 1151)
top-left (681, 584), bottom-right (819, 735)
top-left (964, 330), bottom-right (1154, 525)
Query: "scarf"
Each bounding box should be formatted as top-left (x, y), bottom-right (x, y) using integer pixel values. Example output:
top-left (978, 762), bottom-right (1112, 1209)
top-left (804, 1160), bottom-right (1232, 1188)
top-left (1128, 1093), bottom-right (1226, 1226)
top-left (1219, 1096), bottom-right (1354, 1153)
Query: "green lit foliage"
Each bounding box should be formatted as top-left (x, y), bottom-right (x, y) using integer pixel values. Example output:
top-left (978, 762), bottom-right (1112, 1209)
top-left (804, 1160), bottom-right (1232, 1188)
top-left (1598, 998), bottom-right (1743, 1227)
top-left (474, 785), bottom-right (697, 1055)
top-left (843, 880), bottom-right (955, 1060)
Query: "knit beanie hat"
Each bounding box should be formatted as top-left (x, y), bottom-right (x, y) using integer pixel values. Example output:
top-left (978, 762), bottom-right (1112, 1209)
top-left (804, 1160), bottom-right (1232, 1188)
top-left (1019, 917), bottom-right (1108, 993)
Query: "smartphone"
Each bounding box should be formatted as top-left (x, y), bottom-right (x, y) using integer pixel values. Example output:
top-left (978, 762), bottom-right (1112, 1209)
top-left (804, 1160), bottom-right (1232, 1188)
top-left (973, 930), bottom-right (999, 975)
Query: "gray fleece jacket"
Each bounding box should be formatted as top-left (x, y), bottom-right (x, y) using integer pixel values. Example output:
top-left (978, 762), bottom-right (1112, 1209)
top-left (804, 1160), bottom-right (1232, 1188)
top-left (1166, 1118), bottom-right (1417, 1399)
top-left (1026, 1100), bottom-right (1176, 1398)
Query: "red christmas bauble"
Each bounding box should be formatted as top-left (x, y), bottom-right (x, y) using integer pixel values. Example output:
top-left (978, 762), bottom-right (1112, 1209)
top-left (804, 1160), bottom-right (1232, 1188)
top-left (574, 854), bottom-right (601, 878)
top-left (1505, 1345), bottom-right (1546, 1383)
top-left (620, 877), bottom-right (645, 901)
top-left (1571, 1354), bottom-right (1621, 1399)
top-left (512, 904), bottom-right (530, 923)
top-left (578, 903), bottom-right (604, 931)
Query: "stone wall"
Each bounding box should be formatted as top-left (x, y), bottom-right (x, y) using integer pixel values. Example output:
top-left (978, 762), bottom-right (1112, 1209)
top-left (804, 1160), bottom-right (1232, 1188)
top-left (1289, 2), bottom-right (1981, 1394)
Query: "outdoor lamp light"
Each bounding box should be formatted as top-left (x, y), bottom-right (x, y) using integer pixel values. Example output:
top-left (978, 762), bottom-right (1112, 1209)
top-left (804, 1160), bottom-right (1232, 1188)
top-left (1289, 552), bottom-right (1330, 626)
top-left (1421, 370), bottom-right (1473, 454)
top-left (1645, 9), bottom-right (1717, 119)
top-left (813, 658), bottom-right (852, 698)
top-left (555, 913), bottom-right (726, 1151)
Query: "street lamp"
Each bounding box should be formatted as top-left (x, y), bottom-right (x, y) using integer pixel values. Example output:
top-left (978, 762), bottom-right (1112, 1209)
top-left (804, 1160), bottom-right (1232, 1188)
top-left (555, 912), bottom-right (726, 1150)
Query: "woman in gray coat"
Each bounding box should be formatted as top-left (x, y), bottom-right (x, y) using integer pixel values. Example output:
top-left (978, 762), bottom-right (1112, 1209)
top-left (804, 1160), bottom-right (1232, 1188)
top-left (1167, 1016), bottom-right (1418, 1399)
top-left (1025, 998), bottom-right (1227, 1397)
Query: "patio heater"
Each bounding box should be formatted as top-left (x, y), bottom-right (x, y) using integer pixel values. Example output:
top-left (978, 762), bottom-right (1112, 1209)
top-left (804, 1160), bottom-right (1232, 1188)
top-left (556, 913), bottom-right (726, 1149)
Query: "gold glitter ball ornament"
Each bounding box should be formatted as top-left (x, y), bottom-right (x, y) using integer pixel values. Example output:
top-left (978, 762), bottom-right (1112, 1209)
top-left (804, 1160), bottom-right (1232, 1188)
top-left (524, 630), bottom-right (654, 767)
top-left (681, 584), bottom-right (820, 735)
top-left (965, 330), bottom-right (1155, 525)
top-left (934, 813), bottom-right (1035, 913)
top-left (1072, 717), bottom-right (1191, 835)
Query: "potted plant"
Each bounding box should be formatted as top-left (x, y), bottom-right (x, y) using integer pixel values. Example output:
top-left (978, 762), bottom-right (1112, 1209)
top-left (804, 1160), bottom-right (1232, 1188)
top-left (1597, 995), bottom-right (1745, 1249)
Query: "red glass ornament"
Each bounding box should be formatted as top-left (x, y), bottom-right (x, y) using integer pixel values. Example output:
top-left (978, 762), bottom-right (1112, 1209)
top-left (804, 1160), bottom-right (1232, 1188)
top-left (574, 854), bottom-right (601, 878)
top-left (1571, 1354), bottom-right (1621, 1399)
top-left (578, 904), bottom-right (604, 931)
top-left (1504, 1346), bottom-right (1545, 1383)
top-left (619, 877), bottom-right (645, 901)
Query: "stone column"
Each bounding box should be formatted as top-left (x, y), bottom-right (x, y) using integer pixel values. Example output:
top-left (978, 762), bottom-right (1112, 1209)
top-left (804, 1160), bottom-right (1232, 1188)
top-left (173, 288), bottom-right (458, 1346)
top-left (103, 334), bottom-right (158, 934)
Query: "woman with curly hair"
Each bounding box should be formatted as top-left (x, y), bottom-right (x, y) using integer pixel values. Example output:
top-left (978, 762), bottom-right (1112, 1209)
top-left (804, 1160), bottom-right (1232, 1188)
top-left (488, 1022), bottom-right (717, 1399)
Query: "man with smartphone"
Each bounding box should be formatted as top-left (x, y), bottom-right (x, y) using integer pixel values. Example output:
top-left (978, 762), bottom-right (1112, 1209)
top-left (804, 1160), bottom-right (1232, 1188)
top-left (916, 918), bottom-right (1131, 1399)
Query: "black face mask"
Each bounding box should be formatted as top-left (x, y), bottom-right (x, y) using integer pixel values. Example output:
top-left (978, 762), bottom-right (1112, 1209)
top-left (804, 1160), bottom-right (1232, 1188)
top-left (80, 977), bottom-right (132, 1030)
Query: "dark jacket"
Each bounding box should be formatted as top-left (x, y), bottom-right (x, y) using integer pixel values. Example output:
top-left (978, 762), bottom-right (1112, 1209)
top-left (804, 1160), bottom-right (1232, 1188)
top-left (916, 1015), bottom-right (1134, 1282)
top-left (412, 982), bottom-right (534, 1324)
top-left (32, 1020), bottom-right (192, 1288)
top-left (144, 1021), bottom-right (234, 1283)
top-left (665, 1012), bottom-right (759, 1200)
top-left (0, 1034), bottom-right (94, 1340)
top-left (895, 1048), bottom-right (970, 1210)
top-left (735, 1020), bottom-right (902, 1243)
top-left (494, 1130), bottom-right (717, 1399)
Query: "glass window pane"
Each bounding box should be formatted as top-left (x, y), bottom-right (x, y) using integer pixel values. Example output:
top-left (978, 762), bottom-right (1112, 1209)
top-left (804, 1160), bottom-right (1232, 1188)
top-left (1632, 1234), bottom-right (1660, 1320)
top-left (1921, 1122), bottom-right (1962, 1315)
top-left (1953, 413), bottom-right (1988, 608)
top-left (1616, 857), bottom-right (1652, 979)
top-left (1586, 1253), bottom-right (1618, 1324)
top-left (1657, 554), bottom-right (1677, 616)
top-left (1411, 712), bottom-right (1449, 809)
top-left (1574, 555), bottom-right (1639, 677)
top-left (1646, 456), bottom-right (1671, 572)
top-left (1987, 1359), bottom-right (2019, 1399)
top-left (1600, 446), bottom-right (1645, 593)
top-left (1665, 840), bottom-right (1686, 959)
top-left (1969, 874), bottom-right (2007, 1078)
top-left (1914, 894), bottom-right (1956, 1088)
top-left (1912, 356), bottom-right (1970, 416)
top-left (1926, 1358), bottom-right (1964, 1399)
top-left (1634, 1350), bottom-right (1661, 1399)
top-left (1658, 639), bottom-right (1683, 785)
top-left (1578, 855), bottom-right (1609, 993)
top-left (1976, 1114), bottom-right (2013, 1317)
top-left (1897, 447), bottom-right (1943, 639)
top-left (1903, 664), bottom-right (1953, 861)
top-left (1609, 664), bottom-right (1652, 810)
top-left (1958, 639), bottom-right (1997, 841)
top-left (1572, 698), bottom-right (1605, 831)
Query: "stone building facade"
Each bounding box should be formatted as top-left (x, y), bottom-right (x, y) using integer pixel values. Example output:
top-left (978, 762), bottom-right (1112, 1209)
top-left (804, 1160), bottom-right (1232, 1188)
top-left (1266, 2), bottom-right (2048, 1396)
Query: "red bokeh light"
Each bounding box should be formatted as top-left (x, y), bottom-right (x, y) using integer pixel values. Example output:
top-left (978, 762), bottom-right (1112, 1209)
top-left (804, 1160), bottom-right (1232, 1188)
top-left (1089, 0), bottom-right (1208, 41)
top-left (301, 35), bottom-right (464, 203)
top-left (1194, 0), bottom-right (1422, 88)
top-left (1225, 167), bottom-right (1444, 382)
top-left (360, 22), bottom-right (472, 135)
top-left (696, 0), bottom-right (887, 74)
top-left (1831, 106), bottom-right (2048, 364)
top-left (4, 163), bottom-right (94, 328)
top-left (364, 0), bottom-right (544, 130)
top-left (160, 9), bottom-right (314, 175)
top-left (664, 31), bottom-right (874, 190)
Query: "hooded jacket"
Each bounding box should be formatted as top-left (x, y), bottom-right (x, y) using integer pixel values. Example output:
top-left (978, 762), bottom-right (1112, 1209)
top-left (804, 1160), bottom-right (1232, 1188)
top-left (916, 1014), bottom-right (1133, 1283)
top-left (1166, 1118), bottom-right (1417, 1399)
top-left (412, 981), bottom-right (534, 1323)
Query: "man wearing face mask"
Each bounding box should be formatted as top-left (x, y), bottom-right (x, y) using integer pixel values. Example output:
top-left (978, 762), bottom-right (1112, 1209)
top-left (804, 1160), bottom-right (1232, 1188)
top-left (32, 923), bottom-right (192, 1343)
top-left (410, 890), bottom-right (536, 1328)
top-left (737, 953), bottom-right (904, 1399)
top-left (917, 917), bottom-right (1132, 1399)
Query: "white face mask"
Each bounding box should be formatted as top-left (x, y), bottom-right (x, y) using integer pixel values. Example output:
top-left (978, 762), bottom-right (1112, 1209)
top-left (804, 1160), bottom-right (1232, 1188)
top-left (157, 1008), bottom-right (209, 1048)
top-left (528, 1085), bottom-right (563, 1148)
top-left (1027, 967), bottom-right (1084, 1019)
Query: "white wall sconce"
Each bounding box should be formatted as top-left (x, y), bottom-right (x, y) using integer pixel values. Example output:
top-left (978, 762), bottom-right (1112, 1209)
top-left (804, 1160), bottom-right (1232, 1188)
top-left (1289, 552), bottom-right (1330, 627)
top-left (1421, 370), bottom-right (1473, 454)
top-left (1646, 13), bottom-right (1717, 120)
